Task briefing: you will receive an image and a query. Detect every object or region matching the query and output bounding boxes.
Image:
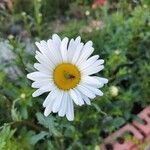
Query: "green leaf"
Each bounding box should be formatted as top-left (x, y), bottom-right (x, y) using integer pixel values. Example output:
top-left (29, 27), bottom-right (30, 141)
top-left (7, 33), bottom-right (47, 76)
top-left (30, 131), bottom-right (49, 145)
top-left (92, 103), bottom-right (107, 116)
top-left (20, 106), bottom-right (28, 119)
top-left (36, 112), bottom-right (61, 137)
top-left (112, 117), bottom-right (126, 128)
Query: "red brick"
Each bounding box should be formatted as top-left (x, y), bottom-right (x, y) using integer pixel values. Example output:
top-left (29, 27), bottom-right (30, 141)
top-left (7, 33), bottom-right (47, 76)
top-left (133, 106), bottom-right (150, 136)
top-left (100, 124), bottom-right (144, 150)
top-left (105, 124), bottom-right (143, 142)
top-left (145, 134), bottom-right (150, 141)
top-left (113, 141), bottom-right (136, 150)
top-left (131, 147), bottom-right (139, 150)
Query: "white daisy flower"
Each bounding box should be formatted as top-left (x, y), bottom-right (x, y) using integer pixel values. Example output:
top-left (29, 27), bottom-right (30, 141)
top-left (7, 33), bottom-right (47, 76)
top-left (27, 34), bottom-right (108, 121)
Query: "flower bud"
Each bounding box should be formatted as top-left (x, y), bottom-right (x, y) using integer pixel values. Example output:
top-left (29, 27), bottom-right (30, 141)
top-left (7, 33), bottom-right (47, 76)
top-left (110, 86), bottom-right (119, 97)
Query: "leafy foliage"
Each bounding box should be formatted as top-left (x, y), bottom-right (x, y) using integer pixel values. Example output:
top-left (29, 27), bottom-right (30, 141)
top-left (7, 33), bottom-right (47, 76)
top-left (0, 0), bottom-right (150, 149)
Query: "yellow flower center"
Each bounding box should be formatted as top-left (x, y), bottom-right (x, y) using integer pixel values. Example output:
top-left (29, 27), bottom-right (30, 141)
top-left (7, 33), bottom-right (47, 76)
top-left (53, 63), bottom-right (81, 90)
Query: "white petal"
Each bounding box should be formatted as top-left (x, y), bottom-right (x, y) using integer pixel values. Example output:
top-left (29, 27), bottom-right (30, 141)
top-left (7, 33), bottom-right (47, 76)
top-left (80, 59), bottom-right (104, 71)
top-left (74, 89), bottom-right (85, 105)
top-left (47, 39), bottom-right (61, 64)
top-left (76, 41), bottom-right (93, 65)
top-left (44, 92), bottom-right (56, 116)
top-left (66, 97), bottom-right (74, 121)
top-left (95, 59), bottom-right (104, 66)
top-left (35, 41), bottom-right (55, 65)
top-left (32, 80), bottom-right (52, 88)
top-left (27, 72), bottom-right (50, 81)
top-left (77, 85), bottom-right (96, 99)
top-left (43, 89), bottom-right (58, 107)
top-left (83, 76), bottom-right (108, 88)
top-left (35, 51), bottom-right (54, 68)
top-left (75, 36), bottom-right (81, 43)
top-left (78, 55), bottom-right (99, 70)
top-left (60, 37), bottom-right (69, 62)
top-left (34, 63), bottom-right (51, 74)
top-left (93, 76), bottom-right (108, 84)
top-left (32, 84), bottom-right (53, 97)
top-left (52, 34), bottom-right (61, 48)
top-left (69, 89), bottom-right (84, 106)
top-left (52, 34), bottom-right (63, 62)
top-left (71, 43), bottom-right (84, 64)
top-left (44, 102), bottom-right (53, 116)
top-left (40, 40), bottom-right (50, 56)
top-left (81, 59), bottom-right (104, 72)
top-left (82, 84), bottom-right (103, 96)
top-left (69, 89), bottom-right (79, 105)
top-left (35, 41), bottom-right (47, 55)
top-left (58, 93), bottom-right (68, 117)
top-left (79, 92), bottom-right (91, 105)
top-left (67, 39), bottom-right (74, 61)
top-left (82, 65), bottom-right (104, 75)
top-left (85, 59), bottom-right (104, 70)
top-left (81, 76), bottom-right (100, 86)
top-left (68, 36), bottom-right (81, 62)
top-left (52, 91), bottom-right (63, 113)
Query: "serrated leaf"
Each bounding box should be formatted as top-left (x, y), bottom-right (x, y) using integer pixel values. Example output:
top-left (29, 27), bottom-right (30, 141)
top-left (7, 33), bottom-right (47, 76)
top-left (36, 112), bottom-right (61, 137)
top-left (30, 131), bottom-right (49, 145)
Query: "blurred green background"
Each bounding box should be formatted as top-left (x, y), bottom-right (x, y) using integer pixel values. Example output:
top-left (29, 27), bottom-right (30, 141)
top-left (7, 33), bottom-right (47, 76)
top-left (0, 0), bottom-right (150, 149)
